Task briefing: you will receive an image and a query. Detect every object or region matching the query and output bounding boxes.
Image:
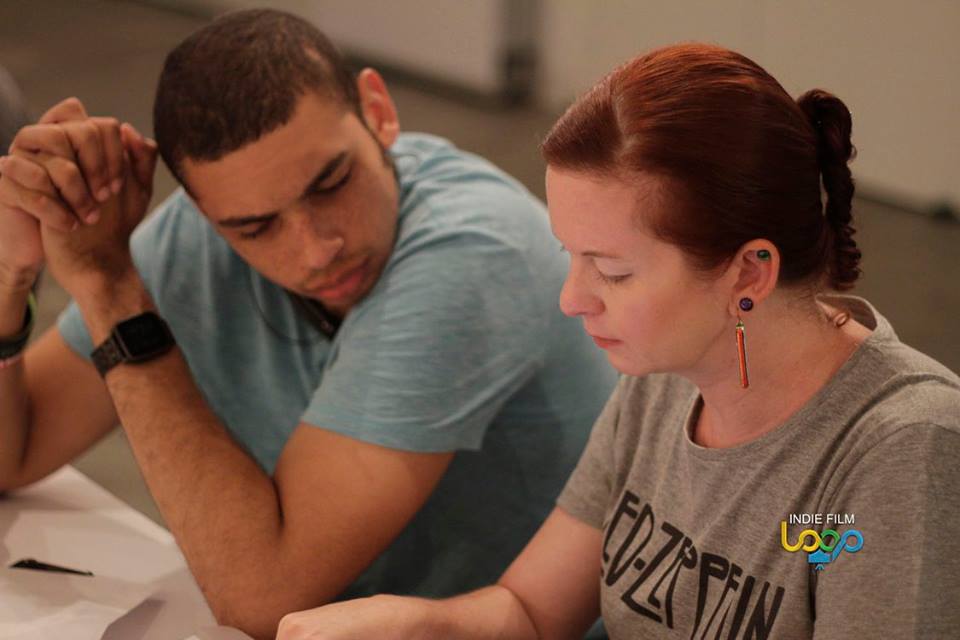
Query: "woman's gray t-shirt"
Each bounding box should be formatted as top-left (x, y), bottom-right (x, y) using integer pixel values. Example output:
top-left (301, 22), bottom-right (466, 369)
top-left (559, 294), bottom-right (960, 639)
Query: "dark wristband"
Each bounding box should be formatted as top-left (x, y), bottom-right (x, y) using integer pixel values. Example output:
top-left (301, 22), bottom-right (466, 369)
top-left (0, 291), bottom-right (35, 361)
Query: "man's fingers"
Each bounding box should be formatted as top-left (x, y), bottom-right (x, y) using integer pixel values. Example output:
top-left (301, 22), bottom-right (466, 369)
top-left (60, 120), bottom-right (112, 203)
top-left (137, 140), bottom-right (158, 192)
top-left (38, 97), bottom-right (89, 125)
top-left (1, 153), bottom-right (100, 224)
top-left (92, 117), bottom-right (124, 196)
top-left (10, 124), bottom-right (76, 158)
top-left (0, 154), bottom-right (51, 194)
top-left (14, 122), bottom-right (110, 204)
top-left (9, 109), bottom-right (133, 219)
top-left (0, 175), bottom-right (78, 232)
top-left (120, 123), bottom-right (158, 191)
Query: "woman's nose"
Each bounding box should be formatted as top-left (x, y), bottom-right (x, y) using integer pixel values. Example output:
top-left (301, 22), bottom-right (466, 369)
top-left (558, 263), bottom-right (604, 317)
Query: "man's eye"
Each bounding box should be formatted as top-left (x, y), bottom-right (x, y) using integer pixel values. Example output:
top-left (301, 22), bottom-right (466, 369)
top-left (240, 219), bottom-right (273, 239)
top-left (311, 168), bottom-right (353, 196)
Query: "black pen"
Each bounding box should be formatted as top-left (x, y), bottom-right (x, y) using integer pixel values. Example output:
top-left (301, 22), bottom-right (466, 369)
top-left (10, 557), bottom-right (94, 576)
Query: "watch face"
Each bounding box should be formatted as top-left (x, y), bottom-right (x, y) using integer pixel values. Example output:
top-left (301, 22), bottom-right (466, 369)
top-left (115, 313), bottom-right (174, 360)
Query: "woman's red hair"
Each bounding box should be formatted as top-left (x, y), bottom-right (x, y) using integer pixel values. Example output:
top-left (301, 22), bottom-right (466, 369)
top-left (542, 43), bottom-right (861, 290)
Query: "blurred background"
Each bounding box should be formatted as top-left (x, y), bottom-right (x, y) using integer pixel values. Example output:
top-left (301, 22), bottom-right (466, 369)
top-left (1, 0), bottom-right (957, 525)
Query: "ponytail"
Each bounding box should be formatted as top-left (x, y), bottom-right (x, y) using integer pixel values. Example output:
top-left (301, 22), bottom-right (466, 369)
top-left (797, 89), bottom-right (861, 290)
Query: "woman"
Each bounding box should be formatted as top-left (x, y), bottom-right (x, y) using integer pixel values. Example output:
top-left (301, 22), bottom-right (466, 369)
top-left (276, 43), bottom-right (960, 640)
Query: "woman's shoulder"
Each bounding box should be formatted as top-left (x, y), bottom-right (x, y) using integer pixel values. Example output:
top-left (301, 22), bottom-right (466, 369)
top-left (854, 320), bottom-right (959, 431)
top-left (826, 302), bottom-right (960, 473)
top-left (825, 293), bottom-right (958, 422)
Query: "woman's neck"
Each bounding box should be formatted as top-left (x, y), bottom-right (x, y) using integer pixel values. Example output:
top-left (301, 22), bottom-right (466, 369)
top-left (690, 298), bottom-right (872, 449)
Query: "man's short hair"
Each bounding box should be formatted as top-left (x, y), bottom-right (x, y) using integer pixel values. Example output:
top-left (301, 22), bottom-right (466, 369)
top-left (153, 8), bottom-right (360, 184)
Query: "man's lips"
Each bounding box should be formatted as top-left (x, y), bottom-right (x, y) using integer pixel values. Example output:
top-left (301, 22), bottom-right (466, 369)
top-left (305, 260), bottom-right (368, 300)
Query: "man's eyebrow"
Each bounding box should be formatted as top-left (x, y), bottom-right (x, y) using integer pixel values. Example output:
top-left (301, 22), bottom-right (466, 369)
top-left (299, 151), bottom-right (349, 197)
top-left (217, 211), bottom-right (277, 228)
top-left (216, 151), bottom-right (350, 228)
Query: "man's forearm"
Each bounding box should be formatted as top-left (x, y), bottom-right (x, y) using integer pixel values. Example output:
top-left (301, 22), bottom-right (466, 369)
top-left (72, 272), bottom-right (304, 637)
top-left (0, 285), bottom-right (30, 337)
top-left (108, 352), bottom-right (290, 631)
top-left (0, 285), bottom-right (33, 487)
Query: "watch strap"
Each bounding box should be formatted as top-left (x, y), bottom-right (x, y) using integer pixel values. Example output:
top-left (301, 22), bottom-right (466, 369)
top-left (90, 311), bottom-right (175, 377)
top-left (91, 334), bottom-right (125, 377)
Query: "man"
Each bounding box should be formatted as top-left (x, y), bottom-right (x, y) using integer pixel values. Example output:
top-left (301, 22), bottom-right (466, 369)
top-left (0, 9), bottom-right (615, 639)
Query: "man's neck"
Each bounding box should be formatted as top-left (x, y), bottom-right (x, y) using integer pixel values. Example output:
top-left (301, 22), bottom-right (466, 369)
top-left (289, 293), bottom-right (342, 338)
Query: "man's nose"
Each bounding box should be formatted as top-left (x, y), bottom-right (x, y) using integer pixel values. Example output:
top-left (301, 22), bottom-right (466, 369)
top-left (294, 211), bottom-right (345, 271)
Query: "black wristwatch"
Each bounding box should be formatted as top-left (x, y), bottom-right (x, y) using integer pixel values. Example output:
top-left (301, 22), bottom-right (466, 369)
top-left (0, 292), bottom-right (36, 362)
top-left (91, 311), bottom-right (176, 377)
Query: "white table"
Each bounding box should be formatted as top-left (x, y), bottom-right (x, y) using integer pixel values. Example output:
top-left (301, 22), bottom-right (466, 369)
top-left (0, 466), bottom-right (251, 639)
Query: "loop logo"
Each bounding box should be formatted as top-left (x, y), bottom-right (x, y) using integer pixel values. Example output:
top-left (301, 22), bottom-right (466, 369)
top-left (780, 521), bottom-right (863, 571)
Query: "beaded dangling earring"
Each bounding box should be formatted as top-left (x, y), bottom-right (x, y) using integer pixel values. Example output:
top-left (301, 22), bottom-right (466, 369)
top-left (736, 297), bottom-right (754, 389)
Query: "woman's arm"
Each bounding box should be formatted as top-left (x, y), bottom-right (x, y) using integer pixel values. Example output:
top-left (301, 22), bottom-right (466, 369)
top-left (276, 507), bottom-right (603, 640)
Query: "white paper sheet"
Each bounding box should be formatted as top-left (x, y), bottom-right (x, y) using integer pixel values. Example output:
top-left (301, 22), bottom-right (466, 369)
top-left (0, 567), bottom-right (151, 639)
top-left (181, 627), bottom-right (255, 640)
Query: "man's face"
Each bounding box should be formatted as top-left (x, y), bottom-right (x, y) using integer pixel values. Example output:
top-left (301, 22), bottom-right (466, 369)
top-left (182, 87), bottom-right (400, 317)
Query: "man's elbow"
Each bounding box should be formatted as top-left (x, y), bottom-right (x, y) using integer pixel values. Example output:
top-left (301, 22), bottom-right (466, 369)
top-left (0, 469), bottom-right (31, 495)
top-left (213, 600), bottom-right (285, 640)
top-left (209, 585), bottom-right (336, 640)
top-left (0, 456), bottom-right (68, 494)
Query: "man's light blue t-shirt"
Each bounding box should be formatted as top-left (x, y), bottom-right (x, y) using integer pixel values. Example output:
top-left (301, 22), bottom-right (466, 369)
top-left (59, 133), bottom-right (617, 598)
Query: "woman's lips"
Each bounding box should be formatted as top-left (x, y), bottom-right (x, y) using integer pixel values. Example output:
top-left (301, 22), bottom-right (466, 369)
top-left (590, 335), bottom-right (621, 349)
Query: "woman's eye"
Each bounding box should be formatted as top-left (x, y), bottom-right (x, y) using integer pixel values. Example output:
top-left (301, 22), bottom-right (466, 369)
top-left (593, 258), bottom-right (631, 284)
top-left (596, 271), bottom-right (631, 285)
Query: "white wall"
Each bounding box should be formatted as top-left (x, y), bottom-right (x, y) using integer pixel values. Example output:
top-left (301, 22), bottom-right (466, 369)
top-left (155, 0), bottom-right (959, 209)
top-left (539, 0), bottom-right (960, 210)
top-left (182, 0), bottom-right (512, 94)
top-left (293, 0), bottom-right (509, 94)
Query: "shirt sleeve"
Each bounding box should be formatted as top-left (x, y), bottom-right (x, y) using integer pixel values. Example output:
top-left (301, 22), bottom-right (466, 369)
top-left (301, 228), bottom-right (549, 453)
top-left (812, 422), bottom-right (960, 639)
top-left (556, 377), bottom-right (625, 529)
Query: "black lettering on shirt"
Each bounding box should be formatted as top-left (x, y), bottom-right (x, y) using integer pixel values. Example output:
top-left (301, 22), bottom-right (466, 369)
top-left (602, 492), bottom-right (786, 639)
top-left (605, 500), bottom-right (655, 586)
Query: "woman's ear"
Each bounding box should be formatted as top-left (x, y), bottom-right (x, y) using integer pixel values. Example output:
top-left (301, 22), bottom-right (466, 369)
top-left (726, 241), bottom-right (779, 316)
